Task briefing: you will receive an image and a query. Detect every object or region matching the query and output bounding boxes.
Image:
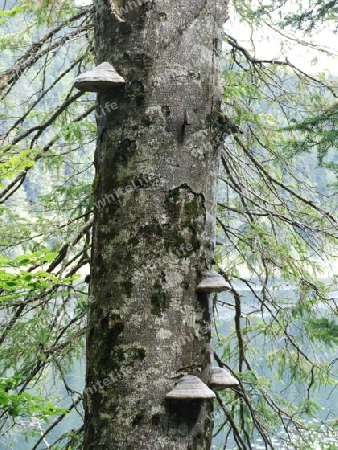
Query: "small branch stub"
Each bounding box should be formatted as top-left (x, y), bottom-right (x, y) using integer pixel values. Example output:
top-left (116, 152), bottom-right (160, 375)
top-left (73, 62), bottom-right (125, 93)
top-left (166, 375), bottom-right (216, 400)
top-left (196, 271), bottom-right (231, 293)
top-left (210, 368), bottom-right (239, 391)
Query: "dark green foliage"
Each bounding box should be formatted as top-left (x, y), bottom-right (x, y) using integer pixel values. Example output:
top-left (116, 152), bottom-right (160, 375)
top-left (281, 0), bottom-right (338, 31)
top-left (307, 318), bottom-right (338, 346)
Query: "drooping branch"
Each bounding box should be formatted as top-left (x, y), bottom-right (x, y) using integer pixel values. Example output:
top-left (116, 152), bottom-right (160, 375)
top-left (0, 10), bottom-right (92, 97)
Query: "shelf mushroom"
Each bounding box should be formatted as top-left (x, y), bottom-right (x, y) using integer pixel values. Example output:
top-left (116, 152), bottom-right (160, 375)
top-left (196, 271), bottom-right (231, 293)
top-left (210, 367), bottom-right (239, 391)
top-left (73, 62), bottom-right (125, 93)
top-left (166, 375), bottom-right (216, 400)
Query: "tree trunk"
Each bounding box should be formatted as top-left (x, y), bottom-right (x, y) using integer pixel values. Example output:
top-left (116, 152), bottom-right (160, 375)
top-left (83, 0), bottom-right (228, 448)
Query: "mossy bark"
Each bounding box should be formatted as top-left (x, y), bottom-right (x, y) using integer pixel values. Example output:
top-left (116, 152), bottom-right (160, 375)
top-left (83, 1), bottom-right (228, 448)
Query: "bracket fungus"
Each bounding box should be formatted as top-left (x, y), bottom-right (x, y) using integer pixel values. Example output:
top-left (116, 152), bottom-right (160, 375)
top-left (73, 62), bottom-right (125, 93)
top-left (196, 271), bottom-right (231, 293)
top-left (210, 367), bottom-right (239, 391)
top-left (166, 375), bottom-right (216, 400)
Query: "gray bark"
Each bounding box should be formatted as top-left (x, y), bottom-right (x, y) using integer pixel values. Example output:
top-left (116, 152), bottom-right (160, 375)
top-left (83, 0), bottom-right (228, 448)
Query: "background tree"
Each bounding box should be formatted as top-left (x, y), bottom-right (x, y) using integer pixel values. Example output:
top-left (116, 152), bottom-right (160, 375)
top-left (0, 0), bottom-right (337, 449)
top-left (0, 1), bottom-right (94, 447)
top-left (212, 1), bottom-right (338, 448)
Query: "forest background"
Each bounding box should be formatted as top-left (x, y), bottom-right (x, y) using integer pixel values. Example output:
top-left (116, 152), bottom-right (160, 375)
top-left (0, 0), bottom-right (337, 449)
